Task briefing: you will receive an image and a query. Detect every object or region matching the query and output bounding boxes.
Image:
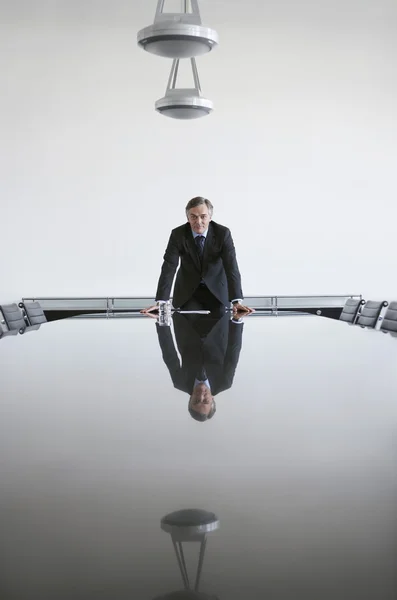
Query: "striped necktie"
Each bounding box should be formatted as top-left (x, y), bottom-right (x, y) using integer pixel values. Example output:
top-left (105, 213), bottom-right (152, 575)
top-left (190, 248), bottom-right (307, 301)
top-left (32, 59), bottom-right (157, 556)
top-left (197, 365), bottom-right (207, 381)
top-left (195, 235), bottom-right (205, 260)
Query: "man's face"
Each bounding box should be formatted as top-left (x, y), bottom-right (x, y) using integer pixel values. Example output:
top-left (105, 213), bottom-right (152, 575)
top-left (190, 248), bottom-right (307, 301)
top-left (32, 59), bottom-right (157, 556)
top-left (189, 383), bottom-right (213, 416)
top-left (187, 204), bottom-right (211, 234)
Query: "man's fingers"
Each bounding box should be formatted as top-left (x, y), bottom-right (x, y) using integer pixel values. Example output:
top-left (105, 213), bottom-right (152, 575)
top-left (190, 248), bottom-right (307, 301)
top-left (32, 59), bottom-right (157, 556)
top-left (240, 305), bottom-right (254, 313)
top-left (234, 304), bottom-right (255, 314)
top-left (140, 305), bottom-right (158, 314)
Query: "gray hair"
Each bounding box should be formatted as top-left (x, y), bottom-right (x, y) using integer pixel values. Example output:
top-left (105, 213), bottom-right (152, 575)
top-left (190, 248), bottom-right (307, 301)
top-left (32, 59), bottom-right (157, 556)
top-left (188, 399), bottom-right (217, 422)
top-left (185, 196), bottom-right (214, 218)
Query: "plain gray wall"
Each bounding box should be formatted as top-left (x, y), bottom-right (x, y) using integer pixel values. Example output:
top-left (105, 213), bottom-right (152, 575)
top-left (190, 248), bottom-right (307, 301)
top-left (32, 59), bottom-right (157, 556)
top-left (1, 0), bottom-right (396, 301)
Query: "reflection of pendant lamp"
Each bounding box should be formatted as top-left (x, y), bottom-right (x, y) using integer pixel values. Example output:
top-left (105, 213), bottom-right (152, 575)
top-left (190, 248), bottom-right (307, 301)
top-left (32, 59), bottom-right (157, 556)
top-left (160, 509), bottom-right (220, 593)
top-left (137, 0), bottom-right (219, 59)
top-left (155, 58), bottom-right (213, 120)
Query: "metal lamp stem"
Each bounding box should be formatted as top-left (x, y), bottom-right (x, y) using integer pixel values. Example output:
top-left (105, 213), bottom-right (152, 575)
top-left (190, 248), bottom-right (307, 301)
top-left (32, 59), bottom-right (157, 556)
top-left (156, 0), bottom-right (165, 18)
top-left (191, 57), bottom-right (201, 92)
top-left (167, 59), bottom-right (179, 90)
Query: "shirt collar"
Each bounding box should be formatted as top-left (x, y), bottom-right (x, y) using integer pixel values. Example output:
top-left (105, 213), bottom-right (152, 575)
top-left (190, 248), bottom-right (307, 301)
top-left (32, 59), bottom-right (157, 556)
top-left (194, 378), bottom-right (211, 389)
top-left (191, 228), bottom-right (208, 239)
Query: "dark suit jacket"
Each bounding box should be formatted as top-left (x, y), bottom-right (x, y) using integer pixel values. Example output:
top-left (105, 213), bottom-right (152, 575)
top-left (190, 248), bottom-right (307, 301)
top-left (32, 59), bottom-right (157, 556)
top-left (155, 221), bottom-right (243, 308)
top-left (156, 313), bottom-right (243, 396)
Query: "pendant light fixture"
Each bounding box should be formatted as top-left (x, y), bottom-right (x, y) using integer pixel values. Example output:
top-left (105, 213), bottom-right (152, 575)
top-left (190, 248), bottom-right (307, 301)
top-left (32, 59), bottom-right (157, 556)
top-left (160, 508), bottom-right (220, 593)
top-left (155, 58), bottom-right (213, 119)
top-left (137, 0), bottom-right (219, 59)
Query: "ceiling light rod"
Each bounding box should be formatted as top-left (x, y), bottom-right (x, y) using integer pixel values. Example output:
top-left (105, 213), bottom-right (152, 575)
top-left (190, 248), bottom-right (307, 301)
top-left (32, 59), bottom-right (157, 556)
top-left (167, 58), bottom-right (179, 89)
top-left (155, 0), bottom-right (199, 19)
top-left (167, 58), bottom-right (201, 92)
top-left (190, 56), bottom-right (201, 91)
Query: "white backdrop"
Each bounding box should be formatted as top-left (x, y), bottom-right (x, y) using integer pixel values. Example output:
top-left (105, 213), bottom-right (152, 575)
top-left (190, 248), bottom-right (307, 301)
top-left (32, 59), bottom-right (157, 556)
top-left (1, 0), bottom-right (396, 302)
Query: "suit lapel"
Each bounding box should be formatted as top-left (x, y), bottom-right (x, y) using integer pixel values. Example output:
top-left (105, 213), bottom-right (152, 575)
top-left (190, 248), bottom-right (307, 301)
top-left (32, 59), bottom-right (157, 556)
top-left (202, 222), bottom-right (214, 274)
top-left (184, 224), bottom-right (202, 272)
top-left (205, 363), bottom-right (223, 395)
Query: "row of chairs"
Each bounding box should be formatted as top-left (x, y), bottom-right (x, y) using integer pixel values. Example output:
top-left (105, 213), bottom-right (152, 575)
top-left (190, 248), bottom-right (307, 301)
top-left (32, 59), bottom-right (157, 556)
top-left (0, 302), bottom-right (47, 339)
top-left (339, 298), bottom-right (397, 333)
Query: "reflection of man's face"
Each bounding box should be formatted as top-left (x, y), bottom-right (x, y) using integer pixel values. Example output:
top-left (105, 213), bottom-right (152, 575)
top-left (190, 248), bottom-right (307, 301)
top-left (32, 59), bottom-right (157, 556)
top-left (189, 383), bottom-right (214, 416)
top-left (187, 205), bottom-right (211, 234)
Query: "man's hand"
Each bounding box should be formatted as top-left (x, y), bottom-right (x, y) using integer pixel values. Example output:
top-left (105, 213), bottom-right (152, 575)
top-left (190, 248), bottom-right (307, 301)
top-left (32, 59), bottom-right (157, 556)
top-left (142, 311), bottom-right (159, 320)
top-left (140, 305), bottom-right (158, 314)
top-left (232, 302), bottom-right (255, 315)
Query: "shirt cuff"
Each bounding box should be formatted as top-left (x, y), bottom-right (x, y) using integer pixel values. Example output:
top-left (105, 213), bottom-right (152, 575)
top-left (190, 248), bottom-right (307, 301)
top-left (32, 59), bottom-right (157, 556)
top-left (231, 299), bottom-right (243, 304)
top-left (231, 318), bottom-right (244, 324)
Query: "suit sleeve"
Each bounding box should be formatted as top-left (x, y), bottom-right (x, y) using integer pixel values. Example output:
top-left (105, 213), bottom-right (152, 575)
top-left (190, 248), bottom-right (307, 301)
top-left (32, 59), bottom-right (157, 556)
top-left (156, 323), bottom-right (186, 391)
top-left (155, 231), bottom-right (180, 302)
top-left (222, 321), bottom-right (244, 390)
top-left (220, 229), bottom-right (243, 301)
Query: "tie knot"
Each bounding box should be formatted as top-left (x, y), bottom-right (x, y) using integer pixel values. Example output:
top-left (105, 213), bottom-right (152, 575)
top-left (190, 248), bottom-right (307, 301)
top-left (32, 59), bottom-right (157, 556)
top-left (195, 235), bottom-right (205, 258)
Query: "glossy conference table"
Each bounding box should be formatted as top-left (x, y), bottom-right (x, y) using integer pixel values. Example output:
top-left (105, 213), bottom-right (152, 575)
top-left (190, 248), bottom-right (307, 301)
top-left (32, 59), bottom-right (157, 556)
top-left (1, 313), bottom-right (396, 600)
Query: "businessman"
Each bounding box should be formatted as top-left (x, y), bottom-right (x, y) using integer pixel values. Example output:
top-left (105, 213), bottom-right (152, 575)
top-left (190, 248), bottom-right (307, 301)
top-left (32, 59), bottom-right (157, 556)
top-left (156, 312), bottom-right (244, 421)
top-left (141, 196), bottom-right (254, 315)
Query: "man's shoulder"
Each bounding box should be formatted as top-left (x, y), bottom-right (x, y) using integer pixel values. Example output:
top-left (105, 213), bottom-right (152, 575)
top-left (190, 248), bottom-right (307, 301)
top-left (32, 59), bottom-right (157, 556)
top-left (171, 223), bottom-right (190, 236)
top-left (210, 221), bottom-right (230, 235)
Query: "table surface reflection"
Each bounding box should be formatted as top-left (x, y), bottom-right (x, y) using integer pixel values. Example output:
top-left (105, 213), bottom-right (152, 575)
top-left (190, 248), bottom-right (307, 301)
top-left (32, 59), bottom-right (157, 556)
top-left (1, 315), bottom-right (396, 600)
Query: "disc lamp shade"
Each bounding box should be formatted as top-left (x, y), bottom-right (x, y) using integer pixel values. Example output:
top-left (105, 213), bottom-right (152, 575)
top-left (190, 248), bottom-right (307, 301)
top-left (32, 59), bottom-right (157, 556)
top-left (155, 90), bottom-right (213, 120)
top-left (155, 58), bottom-right (213, 120)
top-left (137, 0), bottom-right (219, 59)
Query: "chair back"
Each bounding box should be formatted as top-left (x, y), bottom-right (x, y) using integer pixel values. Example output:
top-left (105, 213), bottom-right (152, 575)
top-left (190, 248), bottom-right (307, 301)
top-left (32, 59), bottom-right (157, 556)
top-left (20, 301), bottom-right (47, 326)
top-left (339, 298), bottom-right (364, 323)
top-left (356, 300), bottom-right (388, 329)
top-left (380, 301), bottom-right (397, 333)
top-left (0, 304), bottom-right (26, 333)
